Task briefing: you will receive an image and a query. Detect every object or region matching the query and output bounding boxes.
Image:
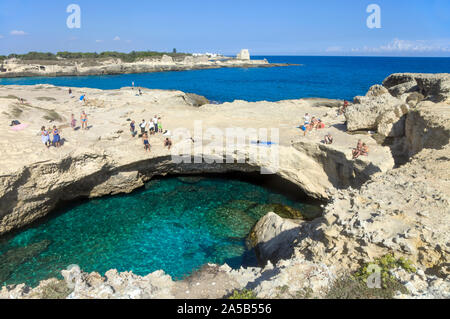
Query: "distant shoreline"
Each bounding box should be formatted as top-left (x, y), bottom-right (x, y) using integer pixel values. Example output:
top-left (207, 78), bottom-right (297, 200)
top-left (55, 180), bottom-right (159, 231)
top-left (0, 54), bottom-right (297, 79)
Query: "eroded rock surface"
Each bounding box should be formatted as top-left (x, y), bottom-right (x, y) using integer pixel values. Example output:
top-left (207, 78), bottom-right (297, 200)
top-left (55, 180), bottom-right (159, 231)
top-left (0, 73), bottom-right (449, 299)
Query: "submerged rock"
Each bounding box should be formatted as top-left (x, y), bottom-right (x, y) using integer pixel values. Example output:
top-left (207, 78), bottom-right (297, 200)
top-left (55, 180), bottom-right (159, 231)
top-left (0, 240), bottom-right (51, 284)
top-left (177, 176), bottom-right (205, 184)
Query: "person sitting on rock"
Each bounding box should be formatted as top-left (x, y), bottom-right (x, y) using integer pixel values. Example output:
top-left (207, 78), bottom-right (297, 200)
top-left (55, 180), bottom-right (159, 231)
top-left (316, 119), bottom-right (325, 129)
top-left (361, 143), bottom-right (369, 156)
top-left (304, 113), bottom-right (310, 125)
top-left (324, 133), bottom-right (333, 145)
top-left (311, 116), bottom-right (319, 129)
top-left (352, 140), bottom-right (363, 159)
top-left (164, 137), bottom-right (173, 150)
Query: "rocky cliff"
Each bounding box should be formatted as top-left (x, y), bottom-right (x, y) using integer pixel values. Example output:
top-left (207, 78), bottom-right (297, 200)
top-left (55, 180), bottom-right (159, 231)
top-left (0, 73), bottom-right (449, 299)
top-left (0, 55), bottom-right (290, 78)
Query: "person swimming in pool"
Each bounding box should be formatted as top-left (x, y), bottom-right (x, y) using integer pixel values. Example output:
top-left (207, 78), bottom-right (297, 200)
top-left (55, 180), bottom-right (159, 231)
top-left (80, 111), bottom-right (88, 130)
top-left (52, 126), bottom-right (61, 148)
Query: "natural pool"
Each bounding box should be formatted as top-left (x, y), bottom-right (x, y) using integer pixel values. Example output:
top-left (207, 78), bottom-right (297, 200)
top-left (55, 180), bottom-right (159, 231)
top-left (0, 175), bottom-right (321, 288)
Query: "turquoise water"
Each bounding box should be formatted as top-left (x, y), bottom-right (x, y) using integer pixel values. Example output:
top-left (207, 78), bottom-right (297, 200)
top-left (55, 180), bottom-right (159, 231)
top-left (0, 176), bottom-right (319, 288)
top-left (1, 56), bottom-right (450, 102)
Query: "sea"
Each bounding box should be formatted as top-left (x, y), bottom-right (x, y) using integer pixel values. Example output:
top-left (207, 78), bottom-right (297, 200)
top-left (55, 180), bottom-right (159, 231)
top-left (1, 56), bottom-right (450, 103)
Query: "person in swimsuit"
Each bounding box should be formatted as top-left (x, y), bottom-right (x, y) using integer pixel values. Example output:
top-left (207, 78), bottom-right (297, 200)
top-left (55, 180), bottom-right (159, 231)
top-left (41, 126), bottom-right (51, 148)
top-left (70, 114), bottom-right (76, 130)
top-left (80, 111), bottom-right (88, 130)
top-left (352, 140), bottom-right (364, 159)
top-left (52, 126), bottom-right (61, 148)
top-left (324, 133), bottom-right (333, 144)
top-left (142, 133), bottom-right (150, 152)
top-left (361, 143), bottom-right (369, 156)
top-left (164, 137), bottom-right (172, 150)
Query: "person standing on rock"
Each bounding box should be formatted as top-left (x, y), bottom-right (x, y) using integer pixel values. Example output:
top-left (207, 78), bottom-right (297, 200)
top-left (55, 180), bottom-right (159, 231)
top-left (81, 111), bottom-right (88, 130)
top-left (153, 115), bottom-right (159, 133)
top-left (142, 132), bottom-right (150, 152)
top-left (130, 120), bottom-right (137, 137)
top-left (41, 126), bottom-right (51, 148)
top-left (52, 126), bottom-right (61, 148)
top-left (70, 114), bottom-right (77, 130)
top-left (140, 120), bottom-right (147, 135)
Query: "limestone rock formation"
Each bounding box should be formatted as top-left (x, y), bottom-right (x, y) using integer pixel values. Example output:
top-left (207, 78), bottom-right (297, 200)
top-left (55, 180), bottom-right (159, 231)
top-left (160, 55), bottom-right (174, 64)
top-left (383, 73), bottom-right (450, 103)
top-left (0, 72), bottom-right (449, 299)
top-left (346, 85), bottom-right (405, 132)
top-left (247, 212), bottom-right (301, 265)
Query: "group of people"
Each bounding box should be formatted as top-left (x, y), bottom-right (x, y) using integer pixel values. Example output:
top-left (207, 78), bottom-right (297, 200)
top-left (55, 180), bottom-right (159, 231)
top-left (40, 126), bottom-right (62, 148)
top-left (137, 115), bottom-right (163, 136)
top-left (299, 104), bottom-right (371, 159)
top-left (40, 111), bottom-right (89, 149)
top-left (70, 111), bottom-right (89, 130)
top-left (130, 115), bottom-right (172, 152)
top-left (352, 139), bottom-right (369, 159)
top-left (301, 113), bottom-right (326, 136)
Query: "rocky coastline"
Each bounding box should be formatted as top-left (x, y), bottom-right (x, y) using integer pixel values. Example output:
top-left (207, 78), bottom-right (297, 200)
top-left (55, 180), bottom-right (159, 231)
top-left (0, 54), bottom-right (293, 79)
top-left (0, 73), bottom-right (449, 299)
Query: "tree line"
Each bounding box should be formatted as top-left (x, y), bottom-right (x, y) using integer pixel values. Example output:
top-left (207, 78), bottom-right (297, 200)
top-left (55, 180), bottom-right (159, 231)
top-left (0, 50), bottom-right (189, 62)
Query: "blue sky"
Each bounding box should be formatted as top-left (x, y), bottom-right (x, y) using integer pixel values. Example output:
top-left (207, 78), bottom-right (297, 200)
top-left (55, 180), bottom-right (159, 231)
top-left (0, 0), bottom-right (449, 56)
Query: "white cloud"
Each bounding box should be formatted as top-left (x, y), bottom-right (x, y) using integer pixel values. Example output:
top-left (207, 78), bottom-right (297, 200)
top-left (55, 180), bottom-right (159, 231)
top-left (10, 30), bottom-right (27, 36)
top-left (126, 40), bottom-right (132, 43)
top-left (96, 39), bottom-right (103, 43)
top-left (352, 38), bottom-right (450, 53)
top-left (113, 36), bottom-right (120, 41)
top-left (325, 46), bottom-right (344, 53)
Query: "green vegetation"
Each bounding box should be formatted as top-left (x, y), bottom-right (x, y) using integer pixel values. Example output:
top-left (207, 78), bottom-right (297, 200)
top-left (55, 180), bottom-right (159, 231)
top-left (36, 97), bottom-right (57, 102)
top-left (228, 289), bottom-right (258, 299)
top-left (0, 95), bottom-right (19, 100)
top-left (43, 109), bottom-right (63, 122)
top-left (326, 254), bottom-right (415, 299)
top-left (39, 280), bottom-right (72, 299)
top-left (5, 50), bottom-right (191, 63)
top-left (10, 105), bottom-right (23, 118)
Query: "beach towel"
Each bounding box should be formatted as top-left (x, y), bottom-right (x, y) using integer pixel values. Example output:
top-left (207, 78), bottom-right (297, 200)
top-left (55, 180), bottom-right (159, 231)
top-left (11, 123), bottom-right (29, 131)
top-left (251, 141), bottom-right (277, 146)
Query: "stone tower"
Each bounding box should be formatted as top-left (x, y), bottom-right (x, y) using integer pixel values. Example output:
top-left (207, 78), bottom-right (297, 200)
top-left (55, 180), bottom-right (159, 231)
top-left (237, 49), bottom-right (250, 60)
